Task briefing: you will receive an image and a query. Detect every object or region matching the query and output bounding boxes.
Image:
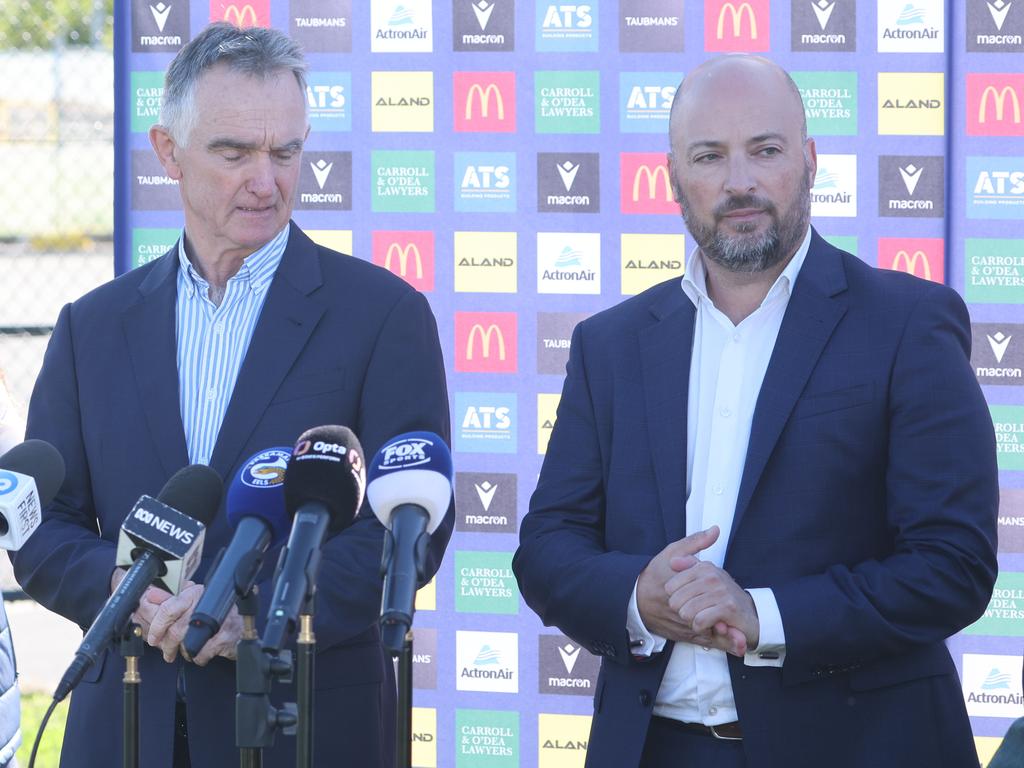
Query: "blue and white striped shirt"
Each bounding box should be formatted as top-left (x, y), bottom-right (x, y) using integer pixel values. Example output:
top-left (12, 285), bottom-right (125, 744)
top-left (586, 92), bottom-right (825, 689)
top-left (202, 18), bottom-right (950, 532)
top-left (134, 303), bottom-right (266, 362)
top-left (175, 226), bottom-right (289, 465)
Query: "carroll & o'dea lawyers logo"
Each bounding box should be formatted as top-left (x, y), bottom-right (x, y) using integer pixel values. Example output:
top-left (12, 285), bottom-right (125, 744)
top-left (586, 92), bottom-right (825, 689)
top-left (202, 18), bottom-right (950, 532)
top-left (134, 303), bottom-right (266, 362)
top-left (456, 709), bottom-right (518, 768)
top-left (455, 551), bottom-right (519, 614)
top-left (965, 238), bottom-right (1024, 303)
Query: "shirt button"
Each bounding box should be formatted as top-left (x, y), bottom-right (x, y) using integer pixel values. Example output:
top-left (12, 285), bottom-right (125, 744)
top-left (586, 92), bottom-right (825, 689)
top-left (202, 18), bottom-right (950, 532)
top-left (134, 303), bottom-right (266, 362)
top-left (214, 322), bottom-right (225, 334)
top-left (713, 485), bottom-right (724, 495)
top-left (720, 407), bottom-right (732, 418)
top-left (709, 706), bottom-right (718, 716)
top-left (206, 387), bottom-right (216, 401)
top-left (732, 333), bottom-right (741, 342)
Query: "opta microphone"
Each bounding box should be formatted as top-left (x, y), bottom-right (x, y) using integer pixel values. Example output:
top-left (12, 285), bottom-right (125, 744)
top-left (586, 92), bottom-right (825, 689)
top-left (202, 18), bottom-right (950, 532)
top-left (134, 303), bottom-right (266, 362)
top-left (0, 439), bottom-right (65, 551)
top-left (54, 464), bottom-right (222, 702)
top-left (183, 447), bottom-right (291, 658)
top-left (262, 426), bottom-right (365, 653)
top-left (366, 432), bottom-right (452, 655)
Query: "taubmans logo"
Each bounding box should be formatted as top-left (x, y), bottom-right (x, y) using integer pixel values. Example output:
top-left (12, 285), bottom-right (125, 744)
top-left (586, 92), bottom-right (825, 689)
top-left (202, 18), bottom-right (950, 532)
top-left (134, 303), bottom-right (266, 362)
top-left (133, 508), bottom-right (196, 545)
top-left (379, 437), bottom-right (433, 470)
top-left (0, 471), bottom-right (18, 496)
top-left (241, 448), bottom-right (290, 488)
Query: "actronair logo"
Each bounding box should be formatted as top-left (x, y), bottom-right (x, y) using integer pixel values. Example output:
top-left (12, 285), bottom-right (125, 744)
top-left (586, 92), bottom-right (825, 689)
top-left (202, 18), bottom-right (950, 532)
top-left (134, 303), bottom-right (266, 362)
top-left (537, 232), bottom-right (601, 294)
top-left (810, 154), bottom-right (857, 217)
top-left (210, 1), bottom-right (269, 27)
top-left (619, 0), bottom-right (684, 51)
top-left (537, 153), bottom-right (600, 213)
top-left (704, 0), bottom-right (770, 52)
top-left (455, 631), bottom-right (519, 692)
top-left (967, 156), bottom-right (1024, 219)
top-left (962, 654), bottom-right (1024, 718)
top-left (455, 312), bottom-right (518, 373)
top-left (297, 152), bottom-right (352, 210)
top-left (454, 0), bottom-right (515, 51)
top-left (454, 72), bottom-right (517, 132)
top-left (620, 153), bottom-right (676, 214)
top-left (967, 74), bottom-right (1024, 136)
top-left (371, 0), bottom-right (433, 52)
top-left (967, 0), bottom-right (1023, 51)
top-left (372, 231), bottom-right (435, 292)
top-left (876, 0), bottom-right (943, 52)
top-left (455, 472), bottom-right (517, 533)
top-left (133, 0), bottom-right (188, 51)
top-left (877, 237), bottom-right (944, 283)
top-left (878, 155), bottom-right (944, 218)
top-left (538, 635), bottom-right (600, 695)
top-left (972, 323), bottom-right (1024, 384)
top-left (290, 0), bottom-right (351, 52)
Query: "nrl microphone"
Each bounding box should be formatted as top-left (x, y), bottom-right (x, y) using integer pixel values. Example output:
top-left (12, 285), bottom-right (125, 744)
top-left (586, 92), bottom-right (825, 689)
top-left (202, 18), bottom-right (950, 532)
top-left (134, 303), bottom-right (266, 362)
top-left (0, 439), bottom-right (65, 551)
top-left (262, 426), bottom-right (365, 654)
top-left (367, 432), bottom-right (453, 655)
top-left (183, 447), bottom-right (292, 658)
top-left (54, 464), bottom-right (222, 702)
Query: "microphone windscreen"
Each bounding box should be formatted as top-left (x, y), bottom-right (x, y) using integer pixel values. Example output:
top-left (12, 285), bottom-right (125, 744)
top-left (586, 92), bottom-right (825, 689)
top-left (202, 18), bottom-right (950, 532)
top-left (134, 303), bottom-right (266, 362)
top-left (366, 432), bottom-right (453, 534)
top-left (157, 465), bottom-right (222, 526)
top-left (226, 447), bottom-right (291, 545)
top-left (0, 439), bottom-right (65, 506)
top-left (284, 425), bottom-right (365, 533)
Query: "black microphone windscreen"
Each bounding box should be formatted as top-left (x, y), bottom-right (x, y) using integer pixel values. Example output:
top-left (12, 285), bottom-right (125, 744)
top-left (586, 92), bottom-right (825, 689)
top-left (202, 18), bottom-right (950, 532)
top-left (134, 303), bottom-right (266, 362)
top-left (157, 465), bottom-right (222, 526)
top-left (0, 439), bottom-right (65, 506)
top-left (284, 425), bottom-right (365, 533)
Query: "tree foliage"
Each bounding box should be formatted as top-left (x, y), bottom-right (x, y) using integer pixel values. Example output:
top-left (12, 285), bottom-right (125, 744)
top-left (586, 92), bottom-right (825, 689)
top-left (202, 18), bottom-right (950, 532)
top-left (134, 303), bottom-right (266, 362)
top-left (1, 0), bottom-right (115, 50)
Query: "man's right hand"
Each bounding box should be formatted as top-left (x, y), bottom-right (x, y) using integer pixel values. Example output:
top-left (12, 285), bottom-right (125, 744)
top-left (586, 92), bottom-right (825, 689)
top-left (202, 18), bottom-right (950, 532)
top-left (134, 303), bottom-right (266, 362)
top-left (635, 526), bottom-right (747, 656)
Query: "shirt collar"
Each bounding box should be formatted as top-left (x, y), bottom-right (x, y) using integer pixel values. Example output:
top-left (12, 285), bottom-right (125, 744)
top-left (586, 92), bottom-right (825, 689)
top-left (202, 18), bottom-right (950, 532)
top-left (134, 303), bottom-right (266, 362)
top-left (176, 224), bottom-right (290, 299)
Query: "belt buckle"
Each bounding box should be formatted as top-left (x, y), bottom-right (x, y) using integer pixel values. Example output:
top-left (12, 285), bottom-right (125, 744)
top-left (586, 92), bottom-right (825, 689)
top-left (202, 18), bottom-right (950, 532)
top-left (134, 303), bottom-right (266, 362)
top-left (709, 724), bottom-right (742, 741)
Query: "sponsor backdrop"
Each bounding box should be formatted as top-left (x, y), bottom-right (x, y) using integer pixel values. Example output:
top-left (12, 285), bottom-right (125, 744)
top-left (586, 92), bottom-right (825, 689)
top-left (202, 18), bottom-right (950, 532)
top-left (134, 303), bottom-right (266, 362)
top-left (114, 1), bottom-right (1022, 764)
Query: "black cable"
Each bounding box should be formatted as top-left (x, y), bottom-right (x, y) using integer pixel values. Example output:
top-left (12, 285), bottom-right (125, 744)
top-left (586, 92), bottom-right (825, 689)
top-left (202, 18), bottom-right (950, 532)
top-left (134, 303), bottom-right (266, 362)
top-left (28, 696), bottom-right (60, 768)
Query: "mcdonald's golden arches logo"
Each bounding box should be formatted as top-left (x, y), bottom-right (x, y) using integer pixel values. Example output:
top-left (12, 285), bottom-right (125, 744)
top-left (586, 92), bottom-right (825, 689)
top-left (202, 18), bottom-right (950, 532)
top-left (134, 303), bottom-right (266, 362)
top-left (878, 237), bottom-right (944, 284)
top-left (210, 1), bottom-right (269, 28)
top-left (704, 0), bottom-right (770, 51)
top-left (371, 231), bottom-right (435, 292)
top-left (620, 153), bottom-right (678, 215)
top-left (454, 72), bottom-right (516, 132)
top-left (455, 312), bottom-right (518, 373)
top-left (967, 74), bottom-right (1024, 136)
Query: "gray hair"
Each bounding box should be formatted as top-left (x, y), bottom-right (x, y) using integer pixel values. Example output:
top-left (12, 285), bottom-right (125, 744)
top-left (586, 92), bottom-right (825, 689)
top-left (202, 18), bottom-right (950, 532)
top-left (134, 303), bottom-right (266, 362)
top-left (160, 22), bottom-right (308, 145)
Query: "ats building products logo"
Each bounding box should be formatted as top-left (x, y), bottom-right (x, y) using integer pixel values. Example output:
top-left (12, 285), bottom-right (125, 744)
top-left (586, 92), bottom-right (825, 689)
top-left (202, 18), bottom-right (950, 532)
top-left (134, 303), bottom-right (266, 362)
top-left (536, 1), bottom-right (598, 51)
top-left (455, 632), bottom-right (519, 693)
top-left (455, 72), bottom-right (517, 132)
top-left (793, 71), bottom-right (857, 136)
top-left (967, 0), bottom-right (1023, 52)
top-left (620, 73), bottom-right (678, 134)
top-left (704, 0), bottom-right (770, 52)
top-left (967, 571), bottom-right (1024, 635)
top-left (456, 551), bottom-right (519, 614)
top-left (537, 312), bottom-right (587, 375)
top-left (371, 231), bottom-right (435, 292)
top-left (132, 228), bottom-right (179, 269)
top-left (810, 155), bottom-right (857, 218)
top-left (455, 312), bottom-right (518, 373)
top-left (877, 155), bottom-right (944, 218)
top-left (538, 714), bottom-right (591, 768)
top-left (296, 152), bottom-right (352, 211)
top-left (967, 156), bottom-right (1024, 219)
top-left (130, 71), bottom-right (163, 133)
top-left (456, 709), bottom-right (519, 768)
top-left (412, 708), bottom-right (437, 768)
top-left (537, 232), bottom-right (601, 294)
top-left (290, 0), bottom-right (351, 52)
top-left (965, 238), bottom-right (1024, 303)
top-left (455, 152), bottom-right (516, 212)
top-left (536, 71), bottom-right (600, 133)
top-left (991, 405), bottom-right (1024, 471)
top-left (997, 488), bottom-right (1024, 553)
top-left (454, 231), bottom-right (518, 292)
top-left (538, 635), bottom-right (600, 696)
top-left (537, 153), bottom-right (600, 213)
top-left (961, 654), bottom-right (1024, 718)
top-left (619, 0), bottom-right (684, 51)
top-left (971, 323), bottom-right (1024, 385)
top-left (210, 1), bottom-right (268, 26)
top-left (454, 0), bottom-right (515, 51)
top-left (877, 72), bottom-right (945, 136)
top-left (455, 471), bottom-right (517, 533)
top-left (876, 0), bottom-right (943, 52)
top-left (877, 238), bottom-right (944, 283)
top-left (537, 393), bottom-right (560, 454)
top-left (372, 0), bottom-right (433, 52)
top-left (791, 0), bottom-right (855, 51)
top-left (371, 71), bottom-right (433, 133)
top-left (132, 151), bottom-right (179, 210)
top-left (620, 153), bottom-right (676, 215)
top-left (455, 392), bottom-right (517, 453)
top-left (967, 74), bottom-right (1024, 136)
top-left (132, 1), bottom-right (188, 52)
top-left (621, 234), bottom-right (685, 295)
top-left (306, 72), bottom-right (351, 133)
top-left (412, 628), bottom-right (437, 689)
top-left (371, 150), bottom-right (435, 213)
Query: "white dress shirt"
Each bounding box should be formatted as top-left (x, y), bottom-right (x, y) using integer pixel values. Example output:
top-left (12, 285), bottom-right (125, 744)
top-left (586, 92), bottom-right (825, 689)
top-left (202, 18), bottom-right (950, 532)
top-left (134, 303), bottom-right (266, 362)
top-left (627, 227), bottom-right (812, 725)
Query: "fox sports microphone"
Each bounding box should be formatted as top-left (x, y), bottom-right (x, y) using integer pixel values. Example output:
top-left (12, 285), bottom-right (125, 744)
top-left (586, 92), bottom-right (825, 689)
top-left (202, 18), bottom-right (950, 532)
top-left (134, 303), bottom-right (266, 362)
top-left (54, 464), bottom-right (222, 702)
top-left (0, 439), bottom-right (65, 550)
top-left (183, 447), bottom-right (292, 658)
top-left (366, 432), bottom-right (452, 655)
top-left (262, 426), bottom-right (365, 654)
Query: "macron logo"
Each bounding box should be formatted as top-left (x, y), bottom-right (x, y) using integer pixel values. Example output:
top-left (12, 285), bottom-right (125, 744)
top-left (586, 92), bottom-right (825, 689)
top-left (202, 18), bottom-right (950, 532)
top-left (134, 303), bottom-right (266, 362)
top-left (812, 0), bottom-right (836, 30)
top-left (899, 164), bottom-right (923, 195)
top-left (557, 160), bottom-right (580, 191)
top-left (150, 2), bottom-right (172, 31)
top-left (558, 643), bottom-right (581, 673)
top-left (311, 159), bottom-right (333, 189)
top-left (473, 0), bottom-right (495, 30)
top-left (474, 480), bottom-right (497, 511)
top-left (988, 331), bottom-right (1013, 363)
top-left (988, 0), bottom-right (1012, 31)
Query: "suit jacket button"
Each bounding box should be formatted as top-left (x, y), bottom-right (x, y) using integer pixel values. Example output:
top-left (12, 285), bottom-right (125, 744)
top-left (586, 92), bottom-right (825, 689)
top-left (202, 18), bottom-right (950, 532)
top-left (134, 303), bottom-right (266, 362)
top-left (639, 690), bottom-right (652, 707)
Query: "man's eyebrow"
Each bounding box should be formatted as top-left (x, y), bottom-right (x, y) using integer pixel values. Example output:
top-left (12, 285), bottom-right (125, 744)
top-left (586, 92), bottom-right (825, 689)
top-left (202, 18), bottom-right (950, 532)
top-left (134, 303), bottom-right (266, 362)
top-left (748, 132), bottom-right (789, 146)
top-left (685, 139), bottom-right (724, 154)
top-left (206, 138), bottom-right (305, 152)
top-left (684, 133), bottom-right (790, 154)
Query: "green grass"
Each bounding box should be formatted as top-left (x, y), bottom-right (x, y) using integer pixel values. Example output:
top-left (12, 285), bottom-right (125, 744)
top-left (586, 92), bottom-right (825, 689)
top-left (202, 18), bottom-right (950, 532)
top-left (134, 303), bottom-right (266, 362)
top-left (17, 692), bottom-right (66, 767)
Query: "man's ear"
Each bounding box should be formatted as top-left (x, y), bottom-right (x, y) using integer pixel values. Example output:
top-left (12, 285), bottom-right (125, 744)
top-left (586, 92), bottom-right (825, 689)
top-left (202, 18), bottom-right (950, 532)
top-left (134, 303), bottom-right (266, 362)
top-left (804, 137), bottom-right (818, 188)
top-left (149, 125), bottom-right (183, 181)
top-left (667, 152), bottom-right (684, 206)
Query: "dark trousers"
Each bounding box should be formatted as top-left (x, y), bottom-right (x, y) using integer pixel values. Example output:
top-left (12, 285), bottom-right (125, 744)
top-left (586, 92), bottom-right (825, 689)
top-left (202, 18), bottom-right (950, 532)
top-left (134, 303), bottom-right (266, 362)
top-left (173, 701), bottom-right (191, 768)
top-left (640, 717), bottom-right (747, 768)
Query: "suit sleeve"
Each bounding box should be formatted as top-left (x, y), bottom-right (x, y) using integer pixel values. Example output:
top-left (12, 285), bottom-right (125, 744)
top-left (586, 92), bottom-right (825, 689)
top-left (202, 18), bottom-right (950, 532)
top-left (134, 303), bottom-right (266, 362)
top-left (772, 284), bottom-right (999, 684)
top-left (308, 289), bottom-right (453, 648)
top-left (514, 322), bottom-right (651, 664)
top-left (10, 303), bottom-right (117, 631)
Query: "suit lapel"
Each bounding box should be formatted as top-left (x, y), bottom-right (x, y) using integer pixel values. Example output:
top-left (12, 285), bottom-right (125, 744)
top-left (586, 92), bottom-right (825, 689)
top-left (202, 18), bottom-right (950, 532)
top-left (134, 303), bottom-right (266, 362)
top-left (730, 231), bottom-right (849, 538)
top-left (208, 224), bottom-right (326, 482)
top-left (122, 249), bottom-right (190, 478)
top-left (639, 286), bottom-right (695, 544)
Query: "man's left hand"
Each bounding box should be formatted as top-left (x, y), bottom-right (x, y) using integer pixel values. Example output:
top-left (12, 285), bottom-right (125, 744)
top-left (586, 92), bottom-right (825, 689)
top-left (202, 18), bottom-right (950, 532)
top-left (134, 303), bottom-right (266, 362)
top-left (664, 558), bottom-right (760, 654)
top-left (143, 583), bottom-right (241, 664)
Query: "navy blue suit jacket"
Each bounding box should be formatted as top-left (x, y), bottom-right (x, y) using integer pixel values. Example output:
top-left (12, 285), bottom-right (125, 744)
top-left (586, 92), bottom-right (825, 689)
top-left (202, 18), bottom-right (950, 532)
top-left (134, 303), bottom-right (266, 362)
top-left (514, 231), bottom-right (998, 768)
top-left (13, 223), bottom-right (452, 768)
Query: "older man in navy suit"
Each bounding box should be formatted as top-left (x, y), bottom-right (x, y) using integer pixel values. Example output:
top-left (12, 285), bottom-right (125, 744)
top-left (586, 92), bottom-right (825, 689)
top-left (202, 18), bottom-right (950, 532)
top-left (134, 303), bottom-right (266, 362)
top-left (13, 23), bottom-right (451, 768)
top-left (514, 55), bottom-right (997, 768)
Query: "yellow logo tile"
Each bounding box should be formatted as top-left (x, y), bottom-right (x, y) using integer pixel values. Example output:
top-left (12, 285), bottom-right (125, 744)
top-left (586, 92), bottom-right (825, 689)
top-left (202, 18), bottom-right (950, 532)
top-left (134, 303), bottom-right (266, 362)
top-left (877, 72), bottom-right (945, 136)
top-left (415, 576), bottom-right (436, 611)
top-left (454, 231), bottom-right (518, 292)
top-left (538, 713), bottom-right (590, 768)
top-left (537, 393), bottom-right (560, 455)
top-left (305, 230), bottom-right (353, 256)
top-left (412, 707), bottom-right (437, 768)
top-left (620, 234), bottom-right (686, 295)
top-left (371, 71), bottom-right (434, 133)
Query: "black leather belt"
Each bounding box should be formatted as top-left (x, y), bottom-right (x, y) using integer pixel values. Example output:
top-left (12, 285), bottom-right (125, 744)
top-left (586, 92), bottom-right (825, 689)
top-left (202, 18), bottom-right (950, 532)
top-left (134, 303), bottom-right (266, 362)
top-left (657, 716), bottom-right (743, 741)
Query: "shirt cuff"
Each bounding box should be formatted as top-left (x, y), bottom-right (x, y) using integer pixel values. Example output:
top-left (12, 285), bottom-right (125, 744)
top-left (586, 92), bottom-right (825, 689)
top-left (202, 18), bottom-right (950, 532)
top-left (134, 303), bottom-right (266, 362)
top-left (627, 579), bottom-right (667, 657)
top-left (744, 587), bottom-right (786, 667)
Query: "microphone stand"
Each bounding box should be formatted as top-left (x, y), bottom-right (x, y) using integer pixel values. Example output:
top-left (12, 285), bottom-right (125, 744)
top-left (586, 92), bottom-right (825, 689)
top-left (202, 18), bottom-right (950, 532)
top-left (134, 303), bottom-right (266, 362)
top-left (394, 630), bottom-right (414, 768)
top-left (121, 623), bottom-right (143, 768)
top-left (296, 593), bottom-right (316, 768)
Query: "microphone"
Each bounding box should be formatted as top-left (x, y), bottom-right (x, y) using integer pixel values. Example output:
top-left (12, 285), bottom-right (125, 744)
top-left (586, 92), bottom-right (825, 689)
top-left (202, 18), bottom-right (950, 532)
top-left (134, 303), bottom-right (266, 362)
top-left (183, 447), bottom-right (291, 658)
top-left (54, 464), bottom-right (222, 701)
top-left (366, 432), bottom-right (452, 655)
top-left (0, 439), bottom-right (65, 550)
top-left (261, 426), bottom-right (365, 654)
